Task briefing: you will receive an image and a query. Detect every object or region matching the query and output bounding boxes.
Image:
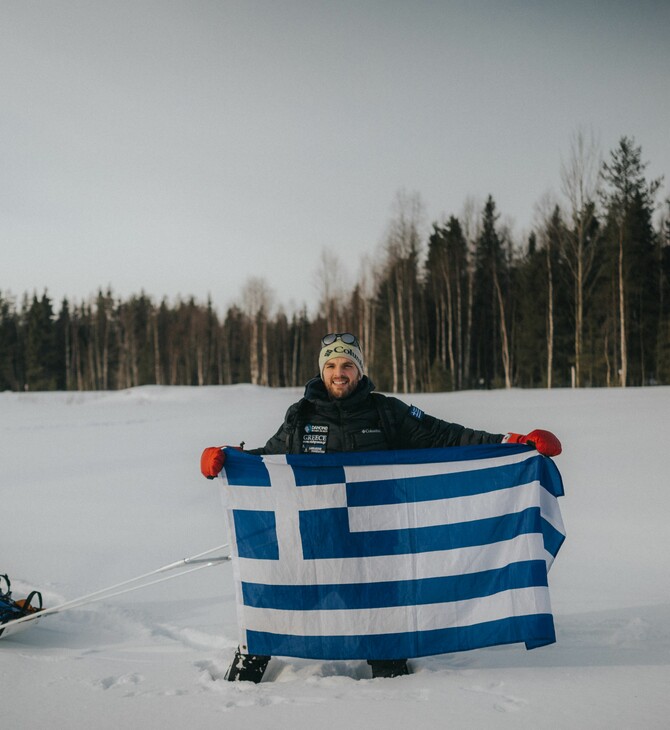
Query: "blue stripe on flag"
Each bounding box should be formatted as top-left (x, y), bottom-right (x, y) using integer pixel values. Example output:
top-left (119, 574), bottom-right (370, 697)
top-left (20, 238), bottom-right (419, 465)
top-left (223, 449), bottom-right (271, 486)
top-left (232, 509), bottom-right (279, 559)
top-left (345, 457), bottom-right (545, 506)
top-left (246, 614), bottom-right (556, 660)
top-left (539, 457), bottom-right (564, 497)
top-left (542, 518), bottom-right (565, 558)
top-left (292, 465), bottom-right (346, 486)
top-left (300, 506), bottom-right (542, 559)
top-left (241, 560), bottom-right (547, 610)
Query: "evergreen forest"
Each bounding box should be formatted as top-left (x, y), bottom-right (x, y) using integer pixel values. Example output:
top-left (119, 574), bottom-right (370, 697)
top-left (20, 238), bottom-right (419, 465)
top-left (2, 136), bottom-right (669, 393)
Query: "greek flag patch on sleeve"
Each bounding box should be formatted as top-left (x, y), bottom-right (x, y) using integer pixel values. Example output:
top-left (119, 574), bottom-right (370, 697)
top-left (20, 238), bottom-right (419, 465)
top-left (409, 405), bottom-right (424, 420)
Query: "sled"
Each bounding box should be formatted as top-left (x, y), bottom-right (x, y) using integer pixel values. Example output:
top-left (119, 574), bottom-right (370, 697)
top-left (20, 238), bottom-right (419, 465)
top-left (0, 574), bottom-right (44, 639)
top-left (0, 545), bottom-right (230, 641)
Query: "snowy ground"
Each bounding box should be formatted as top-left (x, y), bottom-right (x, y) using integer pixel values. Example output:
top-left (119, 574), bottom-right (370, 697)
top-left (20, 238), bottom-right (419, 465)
top-left (2, 384), bottom-right (669, 729)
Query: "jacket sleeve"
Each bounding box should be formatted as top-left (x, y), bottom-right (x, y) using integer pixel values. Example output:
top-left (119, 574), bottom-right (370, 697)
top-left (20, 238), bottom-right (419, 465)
top-left (388, 397), bottom-right (504, 449)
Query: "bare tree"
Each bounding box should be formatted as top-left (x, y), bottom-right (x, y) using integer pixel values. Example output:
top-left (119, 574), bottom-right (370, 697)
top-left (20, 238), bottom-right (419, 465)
top-left (560, 128), bottom-right (602, 387)
top-left (384, 190), bottom-right (425, 392)
top-left (352, 253), bottom-right (379, 373)
top-left (534, 193), bottom-right (562, 388)
top-left (460, 196), bottom-right (482, 388)
top-left (497, 221), bottom-right (515, 390)
top-left (314, 250), bottom-right (348, 333)
top-left (241, 277), bottom-right (274, 386)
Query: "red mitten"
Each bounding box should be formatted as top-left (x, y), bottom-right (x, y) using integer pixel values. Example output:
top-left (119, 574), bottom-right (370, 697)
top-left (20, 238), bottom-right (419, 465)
top-left (504, 429), bottom-right (562, 456)
top-left (200, 446), bottom-right (226, 479)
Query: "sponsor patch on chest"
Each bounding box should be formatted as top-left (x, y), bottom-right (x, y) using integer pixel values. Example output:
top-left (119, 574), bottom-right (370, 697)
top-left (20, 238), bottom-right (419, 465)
top-left (305, 424), bottom-right (329, 433)
top-left (302, 424), bottom-right (329, 453)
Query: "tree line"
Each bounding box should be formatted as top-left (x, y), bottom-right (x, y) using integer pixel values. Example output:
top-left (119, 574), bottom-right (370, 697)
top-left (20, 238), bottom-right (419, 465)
top-left (2, 134), bottom-right (669, 393)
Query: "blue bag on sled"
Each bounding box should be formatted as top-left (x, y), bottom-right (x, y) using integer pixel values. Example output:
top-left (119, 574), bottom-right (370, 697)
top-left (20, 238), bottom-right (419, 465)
top-left (0, 574), bottom-right (43, 639)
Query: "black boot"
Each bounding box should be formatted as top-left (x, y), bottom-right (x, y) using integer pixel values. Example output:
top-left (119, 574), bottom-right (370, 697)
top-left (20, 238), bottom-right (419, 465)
top-left (367, 659), bottom-right (410, 678)
top-left (225, 648), bottom-right (271, 683)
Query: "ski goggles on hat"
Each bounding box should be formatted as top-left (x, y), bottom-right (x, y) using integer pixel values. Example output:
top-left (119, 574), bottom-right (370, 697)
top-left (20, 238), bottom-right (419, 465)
top-left (321, 332), bottom-right (360, 347)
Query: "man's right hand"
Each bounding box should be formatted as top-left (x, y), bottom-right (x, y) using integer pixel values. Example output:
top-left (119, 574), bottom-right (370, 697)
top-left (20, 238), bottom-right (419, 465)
top-left (200, 446), bottom-right (226, 479)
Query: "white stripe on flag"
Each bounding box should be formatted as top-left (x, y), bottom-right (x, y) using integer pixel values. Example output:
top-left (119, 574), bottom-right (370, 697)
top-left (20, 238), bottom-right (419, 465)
top-left (237, 533), bottom-right (547, 585)
top-left (242, 586), bottom-right (552, 637)
top-left (348, 481), bottom-right (541, 532)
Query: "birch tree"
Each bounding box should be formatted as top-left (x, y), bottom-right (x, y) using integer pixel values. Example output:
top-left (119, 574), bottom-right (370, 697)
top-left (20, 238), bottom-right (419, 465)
top-left (600, 137), bottom-right (662, 386)
top-left (241, 276), bottom-right (274, 386)
top-left (560, 128), bottom-right (602, 387)
top-left (383, 190), bottom-right (424, 392)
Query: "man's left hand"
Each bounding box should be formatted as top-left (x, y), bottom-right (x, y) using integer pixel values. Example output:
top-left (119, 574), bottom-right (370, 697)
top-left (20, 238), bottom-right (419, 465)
top-left (505, 429), bottom-right (562, 456)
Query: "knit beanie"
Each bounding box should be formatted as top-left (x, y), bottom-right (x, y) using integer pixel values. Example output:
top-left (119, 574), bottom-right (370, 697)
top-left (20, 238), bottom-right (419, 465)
top-left (318, 336), bottom-right (365, 378)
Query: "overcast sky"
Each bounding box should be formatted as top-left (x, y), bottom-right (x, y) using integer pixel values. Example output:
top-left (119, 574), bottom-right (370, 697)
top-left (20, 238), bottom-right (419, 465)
top-left (2, 0), bottom-right (669, 316)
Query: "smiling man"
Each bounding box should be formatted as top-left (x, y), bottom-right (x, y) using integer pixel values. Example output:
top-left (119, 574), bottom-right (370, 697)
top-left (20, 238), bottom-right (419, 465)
top-left (319, 333), bottom-right (364, 400)
top-left (201, 332), bottom-right (562, 682)
top-left (321, 356), bottom-right (361, 399)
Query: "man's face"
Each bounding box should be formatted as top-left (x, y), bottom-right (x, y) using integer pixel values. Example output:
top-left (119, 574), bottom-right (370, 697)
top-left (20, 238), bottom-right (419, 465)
top-left (322, 357), bottom-right (361, 399)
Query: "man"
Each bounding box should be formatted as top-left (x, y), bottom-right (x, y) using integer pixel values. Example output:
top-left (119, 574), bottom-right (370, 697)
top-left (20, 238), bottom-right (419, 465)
top-left (201, 333), bottom-right (561, 682)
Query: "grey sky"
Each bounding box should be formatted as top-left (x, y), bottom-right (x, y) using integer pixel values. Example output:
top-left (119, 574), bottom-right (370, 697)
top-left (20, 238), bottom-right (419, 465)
top-left (2, 1), bottom-right (669, 316)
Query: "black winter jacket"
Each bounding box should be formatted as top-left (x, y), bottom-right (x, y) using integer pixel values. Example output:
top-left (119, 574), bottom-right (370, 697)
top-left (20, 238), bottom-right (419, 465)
top-left (250, 376), bottom-right (503, 455)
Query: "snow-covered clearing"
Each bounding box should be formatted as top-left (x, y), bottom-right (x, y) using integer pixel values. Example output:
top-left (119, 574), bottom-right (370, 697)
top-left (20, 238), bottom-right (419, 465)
top-left (2, 385), bottom-right (668, 728)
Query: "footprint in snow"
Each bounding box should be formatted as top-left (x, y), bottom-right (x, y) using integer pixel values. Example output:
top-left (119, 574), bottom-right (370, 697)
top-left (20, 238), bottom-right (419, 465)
top-left (463, 681), bottom-right (529, 713)
top-left (97, 673), bottom-right (144, 691)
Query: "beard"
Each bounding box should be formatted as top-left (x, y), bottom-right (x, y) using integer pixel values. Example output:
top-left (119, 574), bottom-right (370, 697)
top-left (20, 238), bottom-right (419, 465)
top-left (324, 375), bottom-right (360, 400)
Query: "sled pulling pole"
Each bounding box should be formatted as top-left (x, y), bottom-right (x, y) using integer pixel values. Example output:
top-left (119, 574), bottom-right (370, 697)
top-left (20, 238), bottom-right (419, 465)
top-left (1, 544), bottom-right (231, 635)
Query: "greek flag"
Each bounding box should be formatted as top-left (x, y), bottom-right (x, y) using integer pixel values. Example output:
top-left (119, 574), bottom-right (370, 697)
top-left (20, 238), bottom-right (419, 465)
top-left (219, 444), bottom-right (565, 660)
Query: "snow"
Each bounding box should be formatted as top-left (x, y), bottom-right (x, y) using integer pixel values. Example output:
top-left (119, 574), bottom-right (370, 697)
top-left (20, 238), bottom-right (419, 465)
top-left (2, 385), bottom-right (669, 729)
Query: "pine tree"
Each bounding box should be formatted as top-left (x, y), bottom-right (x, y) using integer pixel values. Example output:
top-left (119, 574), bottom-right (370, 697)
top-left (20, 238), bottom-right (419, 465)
top-left (0, 293), bottom-right (22, 390)
top-left (24, 292), bottom-right (57, 390)
top-left (472, 196), bottom-right (510, 388)
top-left (600, 136), bottom-right (663, 386)
top-left (425, 217), bottom-right (468, 390)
